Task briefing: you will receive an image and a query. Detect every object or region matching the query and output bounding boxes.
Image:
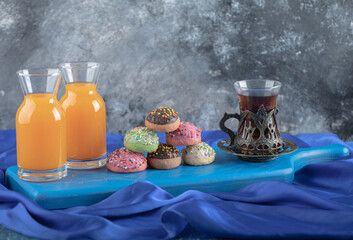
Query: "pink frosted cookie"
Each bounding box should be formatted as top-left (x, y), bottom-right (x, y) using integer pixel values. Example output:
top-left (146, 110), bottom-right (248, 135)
top-left (165, 121), bottom-right (201, 146)
top-left (107, 147), bottom-right (147, 173)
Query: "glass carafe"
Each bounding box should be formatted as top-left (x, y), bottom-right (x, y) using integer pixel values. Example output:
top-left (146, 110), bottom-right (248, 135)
top-left (16, 68), bottom-right (67, 182)
top-left (59, 62), bottom-right (107, 169)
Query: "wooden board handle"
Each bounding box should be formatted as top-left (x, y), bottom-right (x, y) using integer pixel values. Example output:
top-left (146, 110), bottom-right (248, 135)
top-left (291, 144), bottom-right (350, 171)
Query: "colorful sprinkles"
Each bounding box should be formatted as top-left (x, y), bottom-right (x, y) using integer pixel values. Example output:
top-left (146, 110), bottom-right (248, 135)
top-left (148, 143), bottom-right (181, 159)
top-left (146, 107), bottom-right (178, 124)
top-left (108, 147), bottom-right (146, 170)
top-left (167, 121), bottom-right (201, 138)
top-left (124, 126), bottom-right (159, 145)
top-left (182, 142), bottom-right (216, 158)
top-left (110, 106), bottom-right (216, 173)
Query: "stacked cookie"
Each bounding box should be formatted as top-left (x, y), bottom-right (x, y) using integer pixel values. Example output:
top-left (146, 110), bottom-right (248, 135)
top-left (143, 107), bottom-right (182, 169)
top-left (107, 107), bottom-right (216, 173)
top-left (107, 126), bottom-right (158, 173)
top-left (145, 107), bottom-right (216, 169)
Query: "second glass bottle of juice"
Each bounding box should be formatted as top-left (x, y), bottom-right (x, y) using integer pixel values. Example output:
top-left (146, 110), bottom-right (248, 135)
top-left (59, 62), bottom-right (107, 169)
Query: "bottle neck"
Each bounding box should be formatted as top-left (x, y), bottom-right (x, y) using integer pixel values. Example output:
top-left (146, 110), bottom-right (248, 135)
top-left (65, 82), bottom-right (97, 95)
top-left (24, 93), bottom-right (56, 104)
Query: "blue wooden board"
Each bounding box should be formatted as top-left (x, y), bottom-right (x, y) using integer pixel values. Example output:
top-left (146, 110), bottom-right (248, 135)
top-left (5, 144), bottom-right (349, 209)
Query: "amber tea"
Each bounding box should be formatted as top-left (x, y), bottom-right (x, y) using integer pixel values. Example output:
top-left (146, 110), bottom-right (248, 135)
top-left (238, 95), bottom-right (277, 113)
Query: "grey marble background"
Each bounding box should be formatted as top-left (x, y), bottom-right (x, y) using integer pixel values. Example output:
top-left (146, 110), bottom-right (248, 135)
top-left (0, 0), bottom-right (353, 140)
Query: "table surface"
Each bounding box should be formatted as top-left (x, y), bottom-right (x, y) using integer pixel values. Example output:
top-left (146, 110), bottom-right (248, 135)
top-left (6, 144), bottom-right (349, 209)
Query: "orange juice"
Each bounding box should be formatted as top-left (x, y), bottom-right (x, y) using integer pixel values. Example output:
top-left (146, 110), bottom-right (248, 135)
top-left (16, 94), bottom-right (67, 171)
top-left (60, 83), bottom-right (106, 160)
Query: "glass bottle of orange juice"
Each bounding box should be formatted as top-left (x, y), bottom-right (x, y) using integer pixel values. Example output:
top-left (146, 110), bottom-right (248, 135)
top-left (59, 62), bottom-right (107, 169)
top-left (16, 68), bottom-right (67, 182)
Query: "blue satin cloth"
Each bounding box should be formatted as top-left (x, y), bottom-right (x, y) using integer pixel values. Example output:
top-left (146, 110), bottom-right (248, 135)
top-left (0, 129), bottom-right (353, 239)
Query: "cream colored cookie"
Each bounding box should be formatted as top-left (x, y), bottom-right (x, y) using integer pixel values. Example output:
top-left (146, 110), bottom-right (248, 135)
top-left (182, 142), bottom-right (216, 166)
top-left (182, 155), bottom-right (215, 166)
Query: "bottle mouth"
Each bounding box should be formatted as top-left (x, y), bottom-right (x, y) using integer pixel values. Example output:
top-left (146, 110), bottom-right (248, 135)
top-left (17, 68), bottom-right (61, 77)
top-left (16, 68), bottom-right (61, 95)
top-left (58, 61), bottom-right (100, 85)
top-left (58, 61), bottom-right (100, 69)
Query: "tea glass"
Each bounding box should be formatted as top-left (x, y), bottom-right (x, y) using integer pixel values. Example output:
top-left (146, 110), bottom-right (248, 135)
top-left (219, 79), bottom-right (283, 155)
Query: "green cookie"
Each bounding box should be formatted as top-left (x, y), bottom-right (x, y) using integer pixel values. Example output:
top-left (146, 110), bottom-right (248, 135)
top-left (124, 127), bottom-right (159, 153)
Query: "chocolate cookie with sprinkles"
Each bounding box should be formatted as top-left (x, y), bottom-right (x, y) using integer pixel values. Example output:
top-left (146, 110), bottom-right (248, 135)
top-left (147, 143), bottom-right (181, 170)
top-left (145, 107), bottom-right (180, 133)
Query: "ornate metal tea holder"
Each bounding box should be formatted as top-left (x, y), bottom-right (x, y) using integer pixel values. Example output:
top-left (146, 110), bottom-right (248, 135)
top-left (218, 105), bottom-right (298, 162)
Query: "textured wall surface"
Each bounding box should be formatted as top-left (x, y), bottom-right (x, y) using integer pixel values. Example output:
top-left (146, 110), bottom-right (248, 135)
top-left (0, 0), bottom-right (353, 140)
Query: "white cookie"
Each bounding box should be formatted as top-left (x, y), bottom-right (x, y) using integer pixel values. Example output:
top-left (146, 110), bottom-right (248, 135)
top-left (182, 142), bottom-right (216, 166)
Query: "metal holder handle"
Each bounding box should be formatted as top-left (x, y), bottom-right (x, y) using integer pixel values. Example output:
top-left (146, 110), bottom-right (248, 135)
top-left (219, 112), bottom-right (240, 146)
